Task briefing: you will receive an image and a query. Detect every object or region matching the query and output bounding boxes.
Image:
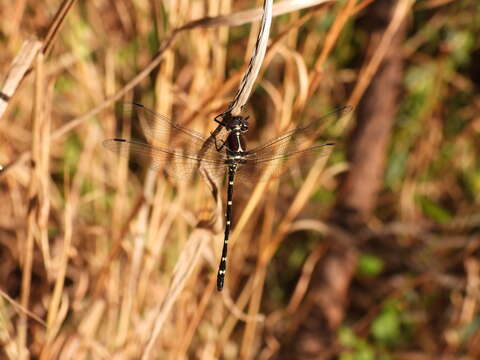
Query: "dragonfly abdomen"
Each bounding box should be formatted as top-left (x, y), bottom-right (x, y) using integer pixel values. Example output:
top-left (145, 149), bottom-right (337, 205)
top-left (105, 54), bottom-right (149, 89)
top-left (217, 164), bottom-right (237, 291)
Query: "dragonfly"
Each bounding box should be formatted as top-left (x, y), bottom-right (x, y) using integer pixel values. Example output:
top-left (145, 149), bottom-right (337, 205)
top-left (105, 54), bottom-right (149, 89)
top-left (103, 103), bottom-right (352, 291)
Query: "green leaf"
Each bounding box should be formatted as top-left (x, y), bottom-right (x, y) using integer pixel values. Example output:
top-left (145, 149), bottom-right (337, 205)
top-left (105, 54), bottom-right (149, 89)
top-left (64, 134), bottom-right (82, 173)
top-left (339, 353), bottom-right (354, 360)
top-left (357, 254), bottom-right (384, 277)
top-left (288, 247), bottom-right (307, 269)
top-left (405, 64), bottom-right (436, 95)
top-left (385, 150), bottom-right (408, 189)
top-left (446, 30), bottom-right (474, 66)
top-left (353, 348), bottom-right (375, 360)
top-left (371, 305), bottom-right (401, 344)
top-left (416, 196), bottom-right (452, 224)
top-left (338, 326), bottom-right (358, 348)
top-left (55, 74), bottom-right (75, 92)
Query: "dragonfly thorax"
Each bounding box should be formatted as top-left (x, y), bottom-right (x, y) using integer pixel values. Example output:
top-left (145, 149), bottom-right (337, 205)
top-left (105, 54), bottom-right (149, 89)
top-left (226, 130), bottom-right (247, 156)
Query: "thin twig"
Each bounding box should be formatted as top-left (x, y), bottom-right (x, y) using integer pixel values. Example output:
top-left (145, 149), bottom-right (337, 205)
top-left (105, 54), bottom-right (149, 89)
top-left (0, 288), bottom-right (46, 326)
top-left (42, 0), bottom-right (78, 56)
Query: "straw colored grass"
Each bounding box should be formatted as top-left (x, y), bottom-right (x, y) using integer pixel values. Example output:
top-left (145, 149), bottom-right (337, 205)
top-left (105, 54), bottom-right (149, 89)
top-left (1, 0), bottom-right (479, 359)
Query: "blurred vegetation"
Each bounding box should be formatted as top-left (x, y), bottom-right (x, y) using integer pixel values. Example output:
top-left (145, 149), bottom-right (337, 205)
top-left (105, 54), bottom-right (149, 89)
top-left (0, 0), bottom-right (479, 359)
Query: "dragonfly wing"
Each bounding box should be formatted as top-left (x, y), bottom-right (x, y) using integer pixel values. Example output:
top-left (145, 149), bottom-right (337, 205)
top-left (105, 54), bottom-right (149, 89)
top-left (236, 143), bottom-right (334, 185)
top-left (122, 103), bottom-right (225, 158)
top-left (103, 138), bottom-right (228, 183)
top-left (245, 105), bottom-right (351, 159)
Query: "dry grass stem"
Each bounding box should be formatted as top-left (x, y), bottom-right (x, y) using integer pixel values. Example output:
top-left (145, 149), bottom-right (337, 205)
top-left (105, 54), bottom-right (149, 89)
top-left (0, 289), bottom-right (45, 327)
top-left (142, 229), bottom-right (210, 360)
top-left (262, 155), bottom-right (332, 264)
top-left (228, 0), bottom-right (272, 116)
top-left (42, 0), bottom-right (77, 56)
top-left (0, 40), bottom-right (42, 119)
top-left (342, 0), bottom-right (415, 128)
top-left (2, 0), bottom-right (477, 358)
top-left (286, 243), bottom-right (327, 313)
top-left (308, 0), bottom-right (357, 98)
top-left (180, 0), bottom-right (336, 29)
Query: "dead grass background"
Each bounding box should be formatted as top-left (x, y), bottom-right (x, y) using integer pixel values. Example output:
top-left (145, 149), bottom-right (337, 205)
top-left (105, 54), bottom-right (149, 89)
top-left (0, 0), bottom-right (479, 359)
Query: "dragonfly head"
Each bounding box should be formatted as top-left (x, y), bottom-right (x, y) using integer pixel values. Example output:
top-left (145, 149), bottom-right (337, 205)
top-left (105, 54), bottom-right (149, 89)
top-left (229, 115), bottom-right (249, 133)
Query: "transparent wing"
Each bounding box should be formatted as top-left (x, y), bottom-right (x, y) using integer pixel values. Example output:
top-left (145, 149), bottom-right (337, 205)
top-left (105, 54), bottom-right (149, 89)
top-left (236, 143), bottom-right (334, 185)
top-left (103, 138), bottom-right (228, 182)
top-left (122, 103), bottom-right (224, 158)
top-left (245, 105), bottom-right (351, 160)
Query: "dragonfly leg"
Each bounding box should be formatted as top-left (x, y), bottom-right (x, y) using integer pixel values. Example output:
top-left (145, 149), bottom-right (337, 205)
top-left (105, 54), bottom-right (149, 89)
top-left (211, 132), bottom-right (226, 151)
top-left (214, 113), bottom-right (227, 126)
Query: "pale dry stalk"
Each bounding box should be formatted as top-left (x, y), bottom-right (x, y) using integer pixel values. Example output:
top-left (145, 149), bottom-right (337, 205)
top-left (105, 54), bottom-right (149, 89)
top-left (116, 28), bottom-right (177, 347)
top-left (286, 243), bottom-right (328, 313)
top-left (341, 0), bottom-right (415, 129)
top-left (174, 277), bottom-right (217, 358)
top-left (308, 0), bottom-right (357, 98)
top-left (42, 0), bottom-right (78, 56)
top-left (45, 89), bottom-right (104, 358)
top-left (228, 0), bottom-right (272, 116)
top-left (218, 276), bottom-right (258, 348)
top-left (36, 80), bottom-right (53, 282)
top-left (0, 40), bottom-right (42, 120)
top-left (0, 0), bottom-right (76, 121)
top-left (460, 258), bottom-right (479, 325)
top-left (17, 50), bottom-right (48, 360)
top-left (8, 0), bottom-right (27, 40)
top-left (240, 182), bottom-right (278, 358)
top-left (142, 229), bottom-right (211, 360)
top-left (262, 155), bottom-right (332, 264)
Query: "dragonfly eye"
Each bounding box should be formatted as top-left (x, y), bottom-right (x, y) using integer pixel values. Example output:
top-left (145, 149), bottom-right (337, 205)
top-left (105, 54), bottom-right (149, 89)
top-left (241, 123), bottom-right (248, 132)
